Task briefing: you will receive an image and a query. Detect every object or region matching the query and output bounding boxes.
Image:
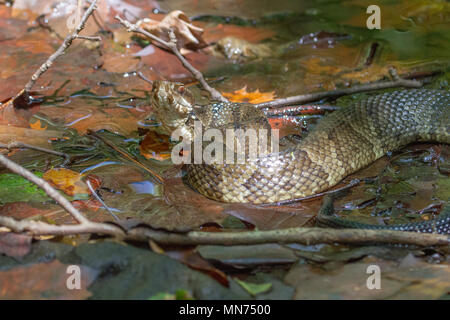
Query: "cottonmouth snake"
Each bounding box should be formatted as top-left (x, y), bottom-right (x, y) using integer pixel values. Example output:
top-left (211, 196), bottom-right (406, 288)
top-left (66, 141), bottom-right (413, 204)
top-left (151, 82), bottom-right (449, 234)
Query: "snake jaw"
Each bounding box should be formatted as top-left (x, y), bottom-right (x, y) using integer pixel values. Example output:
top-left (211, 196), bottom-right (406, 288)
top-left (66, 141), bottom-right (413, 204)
top-left (151, 80), bottom-right (195, 136)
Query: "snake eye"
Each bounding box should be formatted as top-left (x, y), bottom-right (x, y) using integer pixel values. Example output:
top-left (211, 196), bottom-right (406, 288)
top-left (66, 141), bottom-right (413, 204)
top-left (177, 86), bottom-right (185, 94)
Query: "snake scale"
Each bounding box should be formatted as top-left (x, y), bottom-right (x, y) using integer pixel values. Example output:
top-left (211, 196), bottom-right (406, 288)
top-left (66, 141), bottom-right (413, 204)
top-left (152, 81), bottom-right (450, 234)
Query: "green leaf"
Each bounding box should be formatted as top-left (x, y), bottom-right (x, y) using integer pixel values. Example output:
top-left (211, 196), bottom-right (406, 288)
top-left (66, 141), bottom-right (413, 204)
top-left (0, 173), bottom-right (50, 205)
top-left (235, 279), bottom-right (272, 296)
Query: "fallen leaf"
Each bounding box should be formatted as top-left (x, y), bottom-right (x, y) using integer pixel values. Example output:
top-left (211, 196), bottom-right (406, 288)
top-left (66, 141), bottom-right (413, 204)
top-left (0, 172), bottom-right (50, 205)
top-left (136, 10), bottom-right (207, 50)
top-left (285, 261), bottom-right (407, 300)
top-left (0, 260), bottom-right (96, 299)
top-left (222, 86), bottom-right (276, 104)
top-left (197, 244), bottom-right (298, 267)
top-left (140, 130), bottom-right (172, 161)
top-left (166, 249), bottom-right (229, 287)
top-left (0, 202), bottom-right (60, 220)
top-left (0, 232), bottom-right (32, 259)
top-left (29, 119), bottom-right (47, 130)
top-left (43, 168), bottom-right (100, 197)
top-left (235, 279), bottom-right (272, 296)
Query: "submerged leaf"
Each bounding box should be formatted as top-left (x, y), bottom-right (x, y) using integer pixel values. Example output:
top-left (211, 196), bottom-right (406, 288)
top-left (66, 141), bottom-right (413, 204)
top-left (235, 279), bottom-right (272, 296)
top-left (0, 172), bottom-right (50, 205)
top-left (43, 168), bottom-right (100, 198)
top-left (29, 119), bottom-right (47, 130)
top-left (139, 130), bottom-right (172, 161)
top-left (222, 86), bottom-right (276, 104)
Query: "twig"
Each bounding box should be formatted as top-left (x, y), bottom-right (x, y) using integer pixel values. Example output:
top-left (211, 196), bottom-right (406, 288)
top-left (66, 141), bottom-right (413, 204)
top-left (137, 71), bottom-right (153, 84)
top-left (255, 77), bottom-right (423, 109)
top-left (0, 215), bottom-right (123, 237)
top-left (75, 35), bottom-right (101, 41)
top-left (0, 154), bottom-right (88, 224)
top-left (115, 15), bottom-right (227, 102)
top-left (86, 179), bottom-right (120, 221)
top-left (20, 0), bottom-right (100, 95)
top-left (126, 226), bottom-right (449, 247)
top-left (0, 142), bottom-right (71, 166)
top-left (0, 213), bottom-right (448, 247)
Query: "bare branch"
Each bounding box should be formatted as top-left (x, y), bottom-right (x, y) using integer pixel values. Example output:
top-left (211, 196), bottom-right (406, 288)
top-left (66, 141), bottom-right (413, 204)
top-left (115, 14), bottom-right (227, 102)
top-left (126, 226), bottom-right (449, 247)
top-left (137, 71), bottom-right (153, 84)
top-left (0, 141), bottom-right (70, 165)
top-left (21, 0), bottom-right (100, 95)
top-left (75, 35), bottom-right (102, 41)
top-left (0, 215), bottom-right (124, 237)
top-left (86, 179), bottom-right (119, 221)
top-left (256, 77), bottom-right (423, 109)
top-left (0, 213), bottom-right (448, 247)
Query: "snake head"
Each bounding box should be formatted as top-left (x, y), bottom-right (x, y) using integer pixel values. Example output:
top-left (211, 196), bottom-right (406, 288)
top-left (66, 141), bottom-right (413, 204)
top-left (151, 80), bottom-right (195, 136)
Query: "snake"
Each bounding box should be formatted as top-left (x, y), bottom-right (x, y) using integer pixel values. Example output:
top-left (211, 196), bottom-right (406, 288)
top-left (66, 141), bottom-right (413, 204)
top-left (151, 81), bottom-right (450, 234)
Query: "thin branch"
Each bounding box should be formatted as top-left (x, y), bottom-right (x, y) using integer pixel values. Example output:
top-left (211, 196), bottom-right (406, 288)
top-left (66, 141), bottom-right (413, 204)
top-left (137, 71), bottom-right (153, 84)
top-left (115, 15), bottom-right (227, 103)
top-left (75, 35), bottom-right (101, 41)
top-left (126, 226), bottom-right (449, 247)
top-left (256, 77), bottom-right (423, 109)
top-left (21, 0), bottom-right (99, 94)
top-left (0, 142), bottom-right (71, 166)
top-left (1, 214), bottom-right (448, 247)
top-left (0, 154), bottom-right (88, 224)
top-left (0, 215), bottom-right (123, 237)
top-left (86, 179), bottom-right (120, 221)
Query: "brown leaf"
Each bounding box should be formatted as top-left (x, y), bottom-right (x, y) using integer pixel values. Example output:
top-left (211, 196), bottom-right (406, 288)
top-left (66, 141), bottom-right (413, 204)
top-left (0, 124), bottom-right (63, 147)
top-left (0, 232), bottom-right (32, 259)
top-left (39, 101), bottom-right (151, 136)
top-left (136, 10), bottom-right (207, 50)
top-left (140, 130), bottom-right (172, 161)
top-left (0, 260), bottom-right (96, 299)
top-left (166, 249), bottom-right (229, 287)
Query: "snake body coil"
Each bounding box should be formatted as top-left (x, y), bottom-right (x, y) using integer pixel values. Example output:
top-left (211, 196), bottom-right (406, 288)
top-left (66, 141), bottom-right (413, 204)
top-left (152, 83), bottom-right (449, 234)
top-left (185, 89), bottom-right (449, 203)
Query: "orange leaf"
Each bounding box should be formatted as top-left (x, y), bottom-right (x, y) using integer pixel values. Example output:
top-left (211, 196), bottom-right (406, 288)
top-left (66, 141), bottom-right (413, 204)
top-left (29, 119), bottom-right (47, 130)
top-left (43, 168), bottom-right (92, 197)
top-left (222, 86), bottom-right (276, 104)
top-left (140, 131), bottom-right (172, 161)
